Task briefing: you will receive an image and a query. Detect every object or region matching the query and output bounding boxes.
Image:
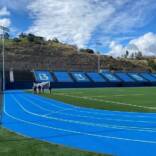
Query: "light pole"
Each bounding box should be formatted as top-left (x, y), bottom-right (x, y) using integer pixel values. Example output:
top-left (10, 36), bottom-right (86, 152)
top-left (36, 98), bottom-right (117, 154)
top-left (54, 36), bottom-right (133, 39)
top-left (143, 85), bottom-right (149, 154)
top-left (0, 26), bottom-right (9, 92)
top-left (0, 26), bottom-right (9, 125)
top-left (96, 52), bottom-right (100, 73)
top-left (95, 41), bottom-right (101, 73)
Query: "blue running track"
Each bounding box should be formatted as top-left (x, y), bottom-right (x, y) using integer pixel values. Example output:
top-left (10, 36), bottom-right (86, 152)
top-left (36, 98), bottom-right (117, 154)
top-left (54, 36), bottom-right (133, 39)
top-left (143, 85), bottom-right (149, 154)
top-left (2, 90), bottom-right (156, 156)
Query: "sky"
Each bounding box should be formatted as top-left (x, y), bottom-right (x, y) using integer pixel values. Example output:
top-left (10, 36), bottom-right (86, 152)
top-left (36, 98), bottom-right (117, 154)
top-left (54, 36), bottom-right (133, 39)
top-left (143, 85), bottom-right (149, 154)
top-left (0, 0), bottom-right (156, 57)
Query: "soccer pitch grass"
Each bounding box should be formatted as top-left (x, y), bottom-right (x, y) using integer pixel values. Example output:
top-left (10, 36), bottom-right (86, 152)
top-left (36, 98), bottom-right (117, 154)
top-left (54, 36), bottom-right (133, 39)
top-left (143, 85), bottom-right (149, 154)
top-left (39, 87), bottom-right (156, 113)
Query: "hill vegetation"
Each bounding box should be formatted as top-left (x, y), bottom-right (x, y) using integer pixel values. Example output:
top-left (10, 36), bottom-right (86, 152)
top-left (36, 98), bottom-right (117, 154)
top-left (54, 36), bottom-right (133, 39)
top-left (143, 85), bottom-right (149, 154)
top-left (0, 33), bottom-right (155, 72)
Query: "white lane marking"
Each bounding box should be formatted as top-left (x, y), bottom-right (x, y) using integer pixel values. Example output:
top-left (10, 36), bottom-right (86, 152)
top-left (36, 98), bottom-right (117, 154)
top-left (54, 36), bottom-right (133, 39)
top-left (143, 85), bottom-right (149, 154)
top-left (19, 94), bottom-right (74, 114)
top-left (17, 95), bottom-right (156, 124)
top-left (58, 93), bottom-right (156, 110)
top-left (43, 108), bottom-right (75, 116)
top-left (10, 94), bottom-right (156, 133)
top-left (112, 94), bottom-right (144, 97)
top-left (20, 93), bottom-right (156, 124)
top-left (23, 93), bottom-right (156, 121)
top-left (3, 94), bottom-right (156, 144)
top-left (22, 94), bottom-right (75, 116)
top-left (78, 94), bottom-right (144, 98)
top-left (26, 94), bottom-right (71, 109)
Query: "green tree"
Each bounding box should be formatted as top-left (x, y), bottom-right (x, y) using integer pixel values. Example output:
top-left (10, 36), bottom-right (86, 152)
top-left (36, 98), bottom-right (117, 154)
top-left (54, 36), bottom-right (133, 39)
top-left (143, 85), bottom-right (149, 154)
top-left (135, 51), bottom-right (143, 59)
top-left (52, 38), bottom-right (59, 43)
top-left (148, 59), bottom-right (156, 71)
top-left (13, 37), bottom-right (21, 43)
top-left (79, 48), bottom-right (94, 54)
top-left (19, 33), bottom-right (27, 39)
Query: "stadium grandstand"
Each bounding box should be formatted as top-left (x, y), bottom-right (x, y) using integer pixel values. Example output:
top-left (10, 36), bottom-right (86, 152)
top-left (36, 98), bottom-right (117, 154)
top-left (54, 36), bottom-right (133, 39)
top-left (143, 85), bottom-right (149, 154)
top-left (2, 69), bottom-right (156, 90)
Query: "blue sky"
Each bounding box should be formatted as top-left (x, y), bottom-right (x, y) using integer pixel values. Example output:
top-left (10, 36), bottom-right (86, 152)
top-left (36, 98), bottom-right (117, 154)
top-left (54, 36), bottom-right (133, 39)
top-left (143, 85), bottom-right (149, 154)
top-left (0, 0), bottom-right (156, 57)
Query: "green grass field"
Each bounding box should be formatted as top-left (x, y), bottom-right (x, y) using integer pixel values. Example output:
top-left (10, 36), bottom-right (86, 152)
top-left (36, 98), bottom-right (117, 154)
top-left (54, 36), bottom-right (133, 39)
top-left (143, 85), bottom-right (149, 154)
top-left (39, 87), bottom-right (156, 113)
top-left (0, 127), bottom-right (109, 156)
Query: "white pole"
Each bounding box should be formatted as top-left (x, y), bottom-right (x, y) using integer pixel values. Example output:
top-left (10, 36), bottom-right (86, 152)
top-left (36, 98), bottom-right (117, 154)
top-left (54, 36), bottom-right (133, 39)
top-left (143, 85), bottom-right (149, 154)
top-left (2, 27), bottom-right (5, 91)
top-left (97, 53), bottom-right (100, 73)
top-left (0, 26), bottom-right (9, 91)
top-left (0, 26), bottom-right (8, 125)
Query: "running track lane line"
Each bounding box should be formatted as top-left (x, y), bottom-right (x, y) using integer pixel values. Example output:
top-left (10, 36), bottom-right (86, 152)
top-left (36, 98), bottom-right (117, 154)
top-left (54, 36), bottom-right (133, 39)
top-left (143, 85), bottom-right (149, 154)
top-left (25, 92), bottom-right (156, 119)
top-left (16, 94), bottom-right (156, 133)
top-left (3, 94), bottom-right (156, 145)
top-left (22, 92), bottom-right (156, 124)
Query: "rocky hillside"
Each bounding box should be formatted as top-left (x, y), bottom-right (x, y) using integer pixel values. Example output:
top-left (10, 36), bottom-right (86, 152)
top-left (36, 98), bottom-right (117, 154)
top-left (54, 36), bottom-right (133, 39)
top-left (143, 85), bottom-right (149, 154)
top-left (0, 34), bottom-right (154, 72)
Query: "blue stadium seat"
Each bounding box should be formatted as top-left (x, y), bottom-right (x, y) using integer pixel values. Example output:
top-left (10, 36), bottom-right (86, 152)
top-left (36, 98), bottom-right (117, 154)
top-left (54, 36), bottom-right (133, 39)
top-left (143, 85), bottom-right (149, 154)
top-left (101, 72), bottom-right (120, 82)
top-left (151, 73), bottom-right (156, 78)
top-left (128, 73), bottom-right (147, 82)
top-left (86, 72), bottom-right (106, 82)
top-left (34, 70), bottom-right (54, 82)
top-left (71, 72), bottom-right (90, 82)
top-left (115, 72), bottom-right (135, 82)
top-left (53, 72), bottom-right (73, 82)
top-left (139, 73), bottom-right (156, 82)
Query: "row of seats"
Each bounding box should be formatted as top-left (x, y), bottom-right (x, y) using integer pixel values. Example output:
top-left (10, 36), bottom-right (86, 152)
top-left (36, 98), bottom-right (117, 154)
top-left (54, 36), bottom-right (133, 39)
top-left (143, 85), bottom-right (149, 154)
top-left (34, 70), bottom-right (156, 84)
top-left (4, 70), bottom-right (156, 89)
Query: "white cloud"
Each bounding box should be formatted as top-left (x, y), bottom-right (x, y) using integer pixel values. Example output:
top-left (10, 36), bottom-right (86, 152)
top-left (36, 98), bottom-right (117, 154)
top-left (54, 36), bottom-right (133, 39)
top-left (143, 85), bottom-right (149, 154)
top-left (0, 7), bottom-right (11, 27)
top-left (107, 32), bottom-right (156, 57)
top-left (101, 0), bottom-right (156, 34)
top-left (26, 0), bottom-right (156, 48)
top-left (130, 32), bottom-right (156, 56)
top-left (0, 0), bottom-right (31, 11)
top-left (0, 18), bottom-right (11, 27)
top-left (27, 0), bottom-right (115, 47)
top-left (0, 7), bottom-right (10, 16)
top-left (106, 41), bottom-right (125, 57)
